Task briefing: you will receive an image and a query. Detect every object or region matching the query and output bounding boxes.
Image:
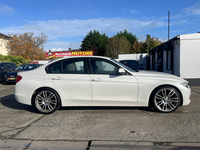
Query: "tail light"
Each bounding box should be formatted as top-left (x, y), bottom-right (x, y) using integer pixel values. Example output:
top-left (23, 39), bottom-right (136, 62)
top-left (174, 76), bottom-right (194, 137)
top-left (16, 75), bottom-right (22, 83)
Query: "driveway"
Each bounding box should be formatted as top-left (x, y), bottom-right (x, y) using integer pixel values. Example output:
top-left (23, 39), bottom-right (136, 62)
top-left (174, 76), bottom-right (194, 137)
top-left (0, 83), bottom-right (200, 143)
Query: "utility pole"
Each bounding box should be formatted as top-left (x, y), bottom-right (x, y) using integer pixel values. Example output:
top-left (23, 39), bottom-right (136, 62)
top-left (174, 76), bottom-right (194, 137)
top-left (146, 34), bottom-right (150, 54)
top-left (168, 11), bottom-right (170, 40)
top-left (146, 34), bottom-right (150, 70)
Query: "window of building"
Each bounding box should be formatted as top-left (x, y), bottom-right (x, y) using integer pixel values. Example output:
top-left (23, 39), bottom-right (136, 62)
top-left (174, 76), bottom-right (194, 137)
top-left (167, 50), bottom-right (172, 70)
top-left (152, 54), bottom-right (155, 70)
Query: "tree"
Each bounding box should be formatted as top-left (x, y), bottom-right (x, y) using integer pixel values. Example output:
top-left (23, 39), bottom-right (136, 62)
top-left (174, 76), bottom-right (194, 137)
top-left (81, 30), bottom-right (109, 56)
top-left (115, 29), bottom-right (138, 45)
top-left (105, 36), bottom-right (131, 59)
top-left (139, 35), bottom-right (163, 53)
top-left (132, 41), bottom-right (142, 53)
top-left (6, 32), bottom-right (48, 60)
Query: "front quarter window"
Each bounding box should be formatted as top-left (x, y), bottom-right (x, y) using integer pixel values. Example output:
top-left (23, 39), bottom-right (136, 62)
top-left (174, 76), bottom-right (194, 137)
top-left (90, 59), bottom-right (119, 75)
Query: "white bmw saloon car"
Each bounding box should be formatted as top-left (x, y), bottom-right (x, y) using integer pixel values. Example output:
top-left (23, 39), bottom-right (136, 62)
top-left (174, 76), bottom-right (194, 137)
top-left (14, 56), bottom-right (191, 114)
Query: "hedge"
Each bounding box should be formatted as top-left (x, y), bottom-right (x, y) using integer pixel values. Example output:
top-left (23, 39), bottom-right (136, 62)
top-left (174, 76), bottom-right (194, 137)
top-left (0, 54), bottom-right (31, 66)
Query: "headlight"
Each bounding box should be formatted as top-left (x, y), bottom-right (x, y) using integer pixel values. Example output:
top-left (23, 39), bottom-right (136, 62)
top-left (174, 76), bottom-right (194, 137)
top-left (181, 82), bottom-right (189, 88)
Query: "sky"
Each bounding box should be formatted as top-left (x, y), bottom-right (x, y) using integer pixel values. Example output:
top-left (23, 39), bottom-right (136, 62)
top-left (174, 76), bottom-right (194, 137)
top-left (0, 0), bottom-right (200, 52)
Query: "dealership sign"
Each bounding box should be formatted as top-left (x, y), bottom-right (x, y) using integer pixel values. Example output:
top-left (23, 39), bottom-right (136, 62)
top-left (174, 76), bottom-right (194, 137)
top-left (45, 51), bottom-right (93, 59)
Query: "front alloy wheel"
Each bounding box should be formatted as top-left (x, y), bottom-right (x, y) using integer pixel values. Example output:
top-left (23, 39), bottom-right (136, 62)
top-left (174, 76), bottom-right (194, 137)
top-left (33, 89), bottom-right (60, 114)
top-left (152, 86), bottom-right (181, 113)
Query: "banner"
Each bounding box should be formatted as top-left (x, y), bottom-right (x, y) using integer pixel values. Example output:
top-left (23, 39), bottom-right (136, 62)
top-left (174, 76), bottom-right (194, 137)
top-left (45, 51), bottom-right (93, 59)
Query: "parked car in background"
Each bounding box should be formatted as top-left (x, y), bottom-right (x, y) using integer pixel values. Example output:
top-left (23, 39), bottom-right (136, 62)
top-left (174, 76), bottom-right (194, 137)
top-left (15, 56), bottom-right (191, 114)
top-left (119, 60), bottom-right (144, 70)
top-left (4, 64), bottom-right (42, 84)
top-left (0, 62), bottom-right (17, 82)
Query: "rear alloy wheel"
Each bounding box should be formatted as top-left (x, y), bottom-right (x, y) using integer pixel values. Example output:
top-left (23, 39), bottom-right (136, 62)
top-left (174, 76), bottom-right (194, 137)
top-left (33, 89), bottom-right (60, 114)
top-left (152, 86), bottom-right (181, 113)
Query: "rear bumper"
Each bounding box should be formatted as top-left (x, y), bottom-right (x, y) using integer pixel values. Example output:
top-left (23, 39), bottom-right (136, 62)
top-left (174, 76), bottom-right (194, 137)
top-left (14, 94), bottom-right (32, 105)
top-left (14, 83), bottom-right (32, 106)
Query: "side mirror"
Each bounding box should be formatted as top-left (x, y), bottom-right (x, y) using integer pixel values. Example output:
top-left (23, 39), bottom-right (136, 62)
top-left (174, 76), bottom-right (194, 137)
top-left (0, 67), bottom-right (4, 70)
top-left (118, 68), bottom-right (126, 75)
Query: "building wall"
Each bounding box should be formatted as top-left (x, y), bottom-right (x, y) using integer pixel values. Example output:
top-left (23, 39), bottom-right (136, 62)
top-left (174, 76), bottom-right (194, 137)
top-left (118, 53), bottom-right (147, 70)
top-left (180, 34), bottom-right (200, 79)
top-left (149, 33), bottom-right (200, 85)
top-left (0, 39), bottom-right (8, 55)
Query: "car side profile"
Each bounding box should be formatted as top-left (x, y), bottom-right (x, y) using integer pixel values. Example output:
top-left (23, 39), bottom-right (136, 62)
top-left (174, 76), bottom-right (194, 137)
top-left (0, 62), bottom-right (17, 82)
top-left (14, 56), bottom-right (191, 114)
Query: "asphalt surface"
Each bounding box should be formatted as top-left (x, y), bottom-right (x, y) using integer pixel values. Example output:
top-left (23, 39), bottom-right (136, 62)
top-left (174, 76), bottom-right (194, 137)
top-left (0, 83), bottom-right (200, 149)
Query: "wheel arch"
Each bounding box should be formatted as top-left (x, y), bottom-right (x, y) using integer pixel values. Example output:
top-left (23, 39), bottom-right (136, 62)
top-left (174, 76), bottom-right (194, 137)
top-left (148, 84), bottom-right (183, 107)
top-left (31, 87), bottom-right (62, 107)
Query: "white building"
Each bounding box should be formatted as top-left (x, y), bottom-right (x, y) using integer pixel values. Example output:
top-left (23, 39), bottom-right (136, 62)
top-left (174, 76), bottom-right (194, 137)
top-left (0, 33), bottom-right (9, 55)
top-left (149, 33), bottom-right (200, 86)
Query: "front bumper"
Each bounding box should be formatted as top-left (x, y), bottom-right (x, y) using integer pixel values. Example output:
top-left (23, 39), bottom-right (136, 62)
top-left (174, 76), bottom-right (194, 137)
top-left (180, 86), bottom-right (191, 106)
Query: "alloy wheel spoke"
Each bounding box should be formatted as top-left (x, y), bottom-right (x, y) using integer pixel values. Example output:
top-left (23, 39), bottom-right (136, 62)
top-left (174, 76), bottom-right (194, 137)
top-left (50, 101), bottom-right (57, 104)
top-left (36, 95), bottom-right (44, 101)
top-left (162, 103), bottom-right (166, 110)
top-left (170, 99), bottom-right (178, 103)
top-left (156, 100), bottom-right (163, 106)
top-left (168, 101), bottom-right (175, 109)
top-left (164, 89), bottom-right (167, 97)
top-left (48, 93), bottom-right (54, 100)
top-left (170, 97), bottom-right (178, 100)
top-left (49, 104), bottom-right (54, 110)
top-left (155, 94), bottom-right (163, 100)
top-left (168, 90), bottom-right (175, 98)
top-left (47, 105), bottom-right (52, 111)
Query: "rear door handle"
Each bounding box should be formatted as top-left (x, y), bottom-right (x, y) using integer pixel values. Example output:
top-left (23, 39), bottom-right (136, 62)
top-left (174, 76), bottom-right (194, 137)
top-left (52, 76), bottom-right (62, 80)
top-left (91, 78), bottom-right (103, 82)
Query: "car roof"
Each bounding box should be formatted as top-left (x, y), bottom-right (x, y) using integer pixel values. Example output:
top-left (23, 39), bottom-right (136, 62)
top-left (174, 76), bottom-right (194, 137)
top-left (61, 55), bottom-right (112, 60)
top-left (119, 60), bottom-right (138, 62)
top-left (46, 56), bottom-right (112, 65)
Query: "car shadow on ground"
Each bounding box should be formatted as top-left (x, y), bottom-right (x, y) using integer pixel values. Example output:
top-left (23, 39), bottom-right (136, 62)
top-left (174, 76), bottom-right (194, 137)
top-left (0, 94), bottom-right (36, 113)
top-left (59, 106), bottom-right (157, 113)
top-left (0, 82), bottom-right (15, 85)
top-left (0, 94), bottom-right (158, 114)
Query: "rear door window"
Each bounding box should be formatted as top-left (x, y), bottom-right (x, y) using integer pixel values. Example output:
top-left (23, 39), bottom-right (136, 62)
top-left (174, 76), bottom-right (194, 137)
top-left (62, 59), bottom-right (85, 74)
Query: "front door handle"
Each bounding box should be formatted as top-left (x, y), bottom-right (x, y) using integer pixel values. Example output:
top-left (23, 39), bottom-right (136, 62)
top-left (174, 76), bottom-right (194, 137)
top-left (52, 76), bottom-right (62, 80)
top-left (91, 78), bottom-right (103, 82)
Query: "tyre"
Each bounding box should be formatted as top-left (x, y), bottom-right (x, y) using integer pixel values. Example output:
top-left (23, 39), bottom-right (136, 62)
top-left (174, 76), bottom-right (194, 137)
top-left (32, 88), bottom-right (60, 114)
top-left (3, 78), bottom-right (7, 85)
top-left (151, 86), bottom-right (181, 113)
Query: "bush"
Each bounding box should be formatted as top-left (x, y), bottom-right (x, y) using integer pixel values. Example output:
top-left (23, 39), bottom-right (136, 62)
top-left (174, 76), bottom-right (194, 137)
top-left (0, 54), bottom-right (31, 66)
